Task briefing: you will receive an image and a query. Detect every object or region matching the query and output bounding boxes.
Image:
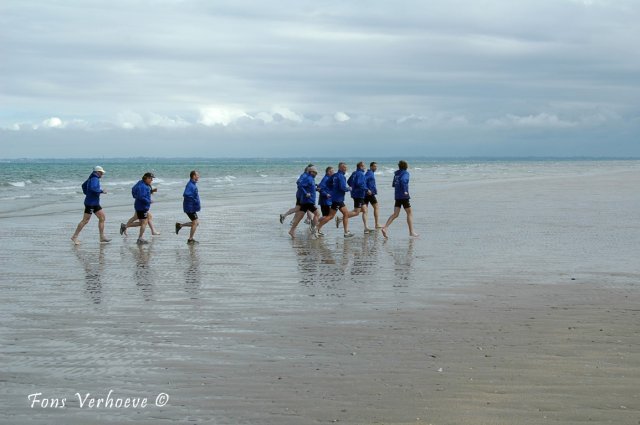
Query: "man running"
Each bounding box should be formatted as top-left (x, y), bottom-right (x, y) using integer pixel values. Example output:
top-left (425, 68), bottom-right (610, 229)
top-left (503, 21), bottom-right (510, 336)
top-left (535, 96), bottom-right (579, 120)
top-left (280, 164), bottom-right (315, 225)
top-left (345, 161), bottom-right (372, 233)
top-left (176, 170), bottom-right (201, 244)
top-left (364, 161), bottom-right (381, 229)
top-left (121, 172), bottom-right (154, 244)
top-left (318, 166), bottom-right (334, 218)
top-left (315, 162), bottom-right (353, 238)
top-left (71, 166), bottom-right (111, 245)
top-left (288, 166), bottom-right (320, 238)
top-left (381, 160), bottom-right (419, 238)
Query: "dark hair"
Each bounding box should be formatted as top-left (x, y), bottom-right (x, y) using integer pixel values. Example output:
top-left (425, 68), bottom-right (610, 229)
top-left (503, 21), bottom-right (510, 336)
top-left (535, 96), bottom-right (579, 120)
top-left (338, 162), bottom-right (346, 168)
top-left (370, 161), bottom-right (377, 168)
top-left (190, 170), bottom-right (198, 179)
top-left (398, 160), bottom-right (408, 170)
top-left (357, 161), bottom-right (365, 169)
top-left (142, 172), bottom-right (155, 179)
top-left (325, 166), bottom-right (333, 173)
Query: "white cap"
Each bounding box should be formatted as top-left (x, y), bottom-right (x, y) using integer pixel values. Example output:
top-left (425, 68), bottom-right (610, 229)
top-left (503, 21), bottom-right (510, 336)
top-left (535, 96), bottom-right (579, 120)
top-left (94, 166), bottom-right (106, 174)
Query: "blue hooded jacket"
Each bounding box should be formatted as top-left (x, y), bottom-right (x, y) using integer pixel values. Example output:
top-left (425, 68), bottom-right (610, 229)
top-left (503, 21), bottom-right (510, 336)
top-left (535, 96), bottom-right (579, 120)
top-left (330, 170), bottom-right (350, 203)
top-left (348, 168), bottom-right (368, 199)
top-left (392, 169), bottom-right (410, 200)
top-left (295, 171), bottom-right (306, 203)
top-left (83, 172), bottom-right (104, 206)
top-left (132, 180), bottom-right (152, 211)
top-left (183, 179), bottom-right (201, 213)
top-left (365, 169), bottom-right (377, 195)
top-left (297, 172), bottom-right (317, 205)
top-left (318, 173), bottom-right (333, 206)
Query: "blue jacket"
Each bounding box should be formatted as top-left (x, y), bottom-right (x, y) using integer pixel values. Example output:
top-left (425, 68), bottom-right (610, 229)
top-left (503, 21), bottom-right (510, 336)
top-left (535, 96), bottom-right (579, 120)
top-left (132, 180), bottom-right (152, 211)
top-left (330, 171), bottom-right (350, 203)
top-left (347, 168), bottom-right (368, 199)
top-left (318, 173), bottom-right (333, 206)
top-left (83, 172), bottom-right (104, 206)
top-left (392, 169), bottom-right (410, 200)
top-left (295, 171), bottom-right (306, 203)
top-left (183, 179), bottom-right (201, 213)
top-left (365, 169), bottom-right (377, 195)
top-left (297, 172), bottom-right (317, 205)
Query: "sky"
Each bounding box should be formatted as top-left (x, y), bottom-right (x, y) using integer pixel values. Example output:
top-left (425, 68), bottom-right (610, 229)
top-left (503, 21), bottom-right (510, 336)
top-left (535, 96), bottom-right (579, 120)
top-left (1, 0), bottom-right (639, 158)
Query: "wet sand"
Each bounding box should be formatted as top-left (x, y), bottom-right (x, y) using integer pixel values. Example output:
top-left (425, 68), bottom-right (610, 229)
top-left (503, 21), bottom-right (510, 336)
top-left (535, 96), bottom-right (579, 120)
top-left (1, 168), bottom-right (639, 424)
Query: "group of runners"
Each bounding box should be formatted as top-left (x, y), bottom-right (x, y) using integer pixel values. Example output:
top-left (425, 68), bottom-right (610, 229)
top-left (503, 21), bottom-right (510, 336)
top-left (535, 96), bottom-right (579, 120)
top-left (70, 160), bottom-right (418, 245)
top-left (281, 160), bottom-right (419, 239)
top-left (70, 167), bottom-right (202, 245)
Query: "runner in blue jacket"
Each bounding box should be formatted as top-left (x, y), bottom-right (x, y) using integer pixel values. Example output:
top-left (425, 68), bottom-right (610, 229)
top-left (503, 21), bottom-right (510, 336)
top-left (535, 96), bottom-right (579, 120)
top-left (315, 162), bottom-right (354, 238)
top-left (71, 166), bottom-right (111, 244)
top-left (381, 160), bottom-right (419, 238)
top-left (176, 170), bottom-right (201, 244)
top-left (121, 172), bottom-right (155, 244)
top-left (345, 161), bottom-right (373, 233)
top-left (364, 162), bottom-right (381, 229)
top-left (318, 166), bottom-right (335, 217)
top-left (288, 166), bottom-right (320, 238)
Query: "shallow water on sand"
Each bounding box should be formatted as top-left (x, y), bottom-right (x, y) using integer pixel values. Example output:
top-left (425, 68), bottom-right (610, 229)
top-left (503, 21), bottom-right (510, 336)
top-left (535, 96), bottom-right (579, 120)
top-left (1, 163), bottom-right (639, 424)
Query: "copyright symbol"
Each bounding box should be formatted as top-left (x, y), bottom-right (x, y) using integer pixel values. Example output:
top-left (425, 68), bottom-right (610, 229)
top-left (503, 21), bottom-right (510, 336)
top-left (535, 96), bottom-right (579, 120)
top-left (155, 393), bottom-right (169, 407)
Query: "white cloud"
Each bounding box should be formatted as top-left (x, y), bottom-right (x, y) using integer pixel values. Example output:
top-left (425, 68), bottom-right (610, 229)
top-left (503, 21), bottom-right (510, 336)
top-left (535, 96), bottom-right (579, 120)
top-left (198, 106), bottom-right (250, 127)
top-left (486, 113), bottom-right (577, 128)
top-left (334, 112), bottom-right (351, 122)
top-left (41, 117), bottom-right (63, 128)
top-left (117, 111), bottom-right (146, 129)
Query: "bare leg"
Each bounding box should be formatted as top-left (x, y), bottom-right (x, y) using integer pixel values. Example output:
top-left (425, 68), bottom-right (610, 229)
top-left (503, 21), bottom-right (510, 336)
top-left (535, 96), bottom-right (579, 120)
top-left (340, 206), bottom-right (350, 234)
top-left (188, 219), bottom-right (199, 240)
top-left (148, 213), bottom-right (160, 235)
top-left (95, 210), bottom-right (109, 242)
top-left (361, 204), bottom-right (371, 231)
top-left (71, 213), bottom-right (92, 244)
top-left (316, 208), bottom-right (336, 231)
top-left (372, 202), bottom-right (381, 228)
top-left (405, 207), bottom-right (419, 237)
top-left (381, 207), bottom-right (401, 238)
top-left (138, 218), bottom-right (148, 241)
top-left (288, 211), bottom-right (305, 238)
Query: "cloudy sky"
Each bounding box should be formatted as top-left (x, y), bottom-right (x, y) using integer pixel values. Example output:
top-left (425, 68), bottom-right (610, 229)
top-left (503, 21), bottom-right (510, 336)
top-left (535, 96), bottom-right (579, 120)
top-left (1, 0), bottom-right (639, 158)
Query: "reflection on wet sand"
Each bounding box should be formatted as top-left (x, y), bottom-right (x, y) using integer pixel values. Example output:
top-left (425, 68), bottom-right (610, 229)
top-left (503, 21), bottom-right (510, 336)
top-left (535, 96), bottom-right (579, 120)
top-left (292, 232), bottom-right (415, 297)
top-left (184, 244), bottom-right (201, 297)
top-left (385, 238), bottom-right (415, 287)
top-left (127, 242), bottom-right (155, 301)
top-left (73, 244), bottom-right (105, 304)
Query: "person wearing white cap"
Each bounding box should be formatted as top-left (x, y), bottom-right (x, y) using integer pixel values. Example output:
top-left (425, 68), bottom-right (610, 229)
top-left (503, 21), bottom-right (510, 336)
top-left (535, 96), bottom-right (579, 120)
top-left (71, 166), bottom-right (111, 245)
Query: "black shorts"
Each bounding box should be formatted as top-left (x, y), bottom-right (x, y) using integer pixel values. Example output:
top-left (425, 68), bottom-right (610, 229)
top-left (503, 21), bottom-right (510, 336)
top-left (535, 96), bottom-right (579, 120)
top-left (364, 194), bottom-right (377, 205)
top-left (295, 198), bottom-right (301, 206)
top-left (331, 201), bottom-right (346, 211)
top-left (136, 210), bottom-right (149, 220)
top-left (394, 199), bottom-right (411, 209)
top-left (320, 205), bottom-right (331, 217)
top-left (186, 212), bottom-right (198, 221)
top-left (300, 203), bottom-right (317, 213)
top-left (353, 198), bottom-right (365, 209)
top-left (84, 205), bottom-right (102, 214)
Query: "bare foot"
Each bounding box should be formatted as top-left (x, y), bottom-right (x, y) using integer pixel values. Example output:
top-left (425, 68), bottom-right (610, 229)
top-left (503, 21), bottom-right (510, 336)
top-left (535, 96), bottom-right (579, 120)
top-left (152, 232), bottom-right (161, 236)
top-left (381, 227), bottom-right (388, 238)
top-left (410, 233), bottom-right (420, 238)
top-left (71, 236), bottom-right (80, 245)
top-left (100, 237), bottom-right (111, 243)
top-left (288, 229), bottom-right (296, 239)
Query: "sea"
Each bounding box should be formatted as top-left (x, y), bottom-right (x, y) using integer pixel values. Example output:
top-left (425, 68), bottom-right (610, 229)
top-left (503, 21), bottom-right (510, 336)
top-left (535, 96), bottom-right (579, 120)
top-left (1, 157), bottom-right (638, 218)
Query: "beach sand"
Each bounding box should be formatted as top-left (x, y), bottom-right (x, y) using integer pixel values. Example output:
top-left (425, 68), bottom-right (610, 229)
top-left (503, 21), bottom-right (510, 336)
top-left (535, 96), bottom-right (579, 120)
top-left (1, 167), bottom-right (639, 424)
